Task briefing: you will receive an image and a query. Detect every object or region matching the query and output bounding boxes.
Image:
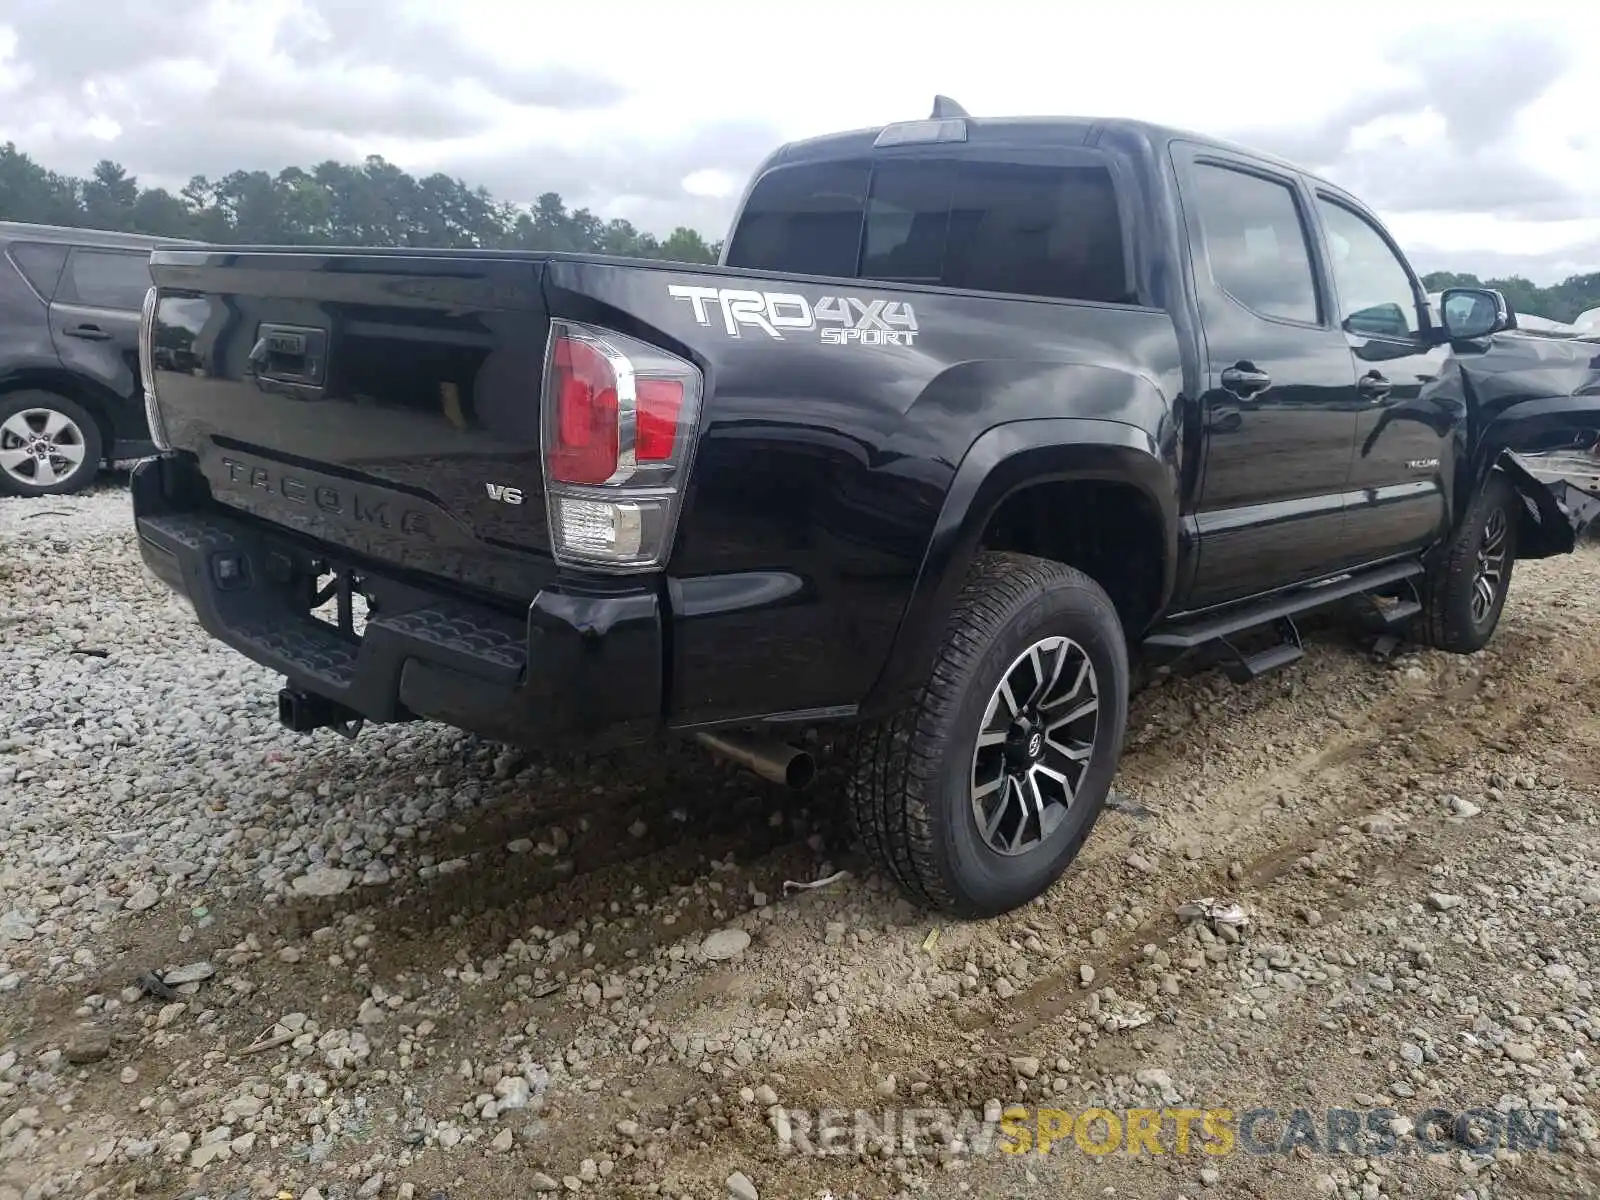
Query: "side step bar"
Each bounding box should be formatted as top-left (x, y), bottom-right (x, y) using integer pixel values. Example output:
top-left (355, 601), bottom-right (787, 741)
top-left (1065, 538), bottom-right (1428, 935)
top-left (1145, 560), bottom-right (1425, 681)
top-left (1219, 617), bottom-right (1304, 683)
top-left (1365, 594), bottom-right (1422, 629)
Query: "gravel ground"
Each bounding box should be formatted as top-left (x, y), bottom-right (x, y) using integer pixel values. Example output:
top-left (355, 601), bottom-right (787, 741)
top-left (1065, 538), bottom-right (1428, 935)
top-left (4, 482), bottom-right (1600, 1200)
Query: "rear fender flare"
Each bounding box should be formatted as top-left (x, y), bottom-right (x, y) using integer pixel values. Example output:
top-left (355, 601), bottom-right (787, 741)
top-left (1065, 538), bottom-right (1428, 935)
top-left (859, 417), bottom-right (1180, 716)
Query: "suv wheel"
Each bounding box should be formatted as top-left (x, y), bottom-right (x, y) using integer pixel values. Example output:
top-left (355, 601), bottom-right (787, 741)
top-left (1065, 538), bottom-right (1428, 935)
top-left (847, 552), bottom-right (1129, 918)
top-left (1418, 472), bottom-right (1519, 653)
top-left (0, 391), bottom-right (103, 497)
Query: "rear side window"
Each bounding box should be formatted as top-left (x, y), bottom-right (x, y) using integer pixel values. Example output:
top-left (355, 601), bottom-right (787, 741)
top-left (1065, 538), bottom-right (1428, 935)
top-left (7, 243), bottom-right (69, 299)
top-left (726, 156), bottom-right (1133, 304)
top-left (60, 249), bottom-right (152, 311)
top-left (1188, 163), bottom-right (1319, 325)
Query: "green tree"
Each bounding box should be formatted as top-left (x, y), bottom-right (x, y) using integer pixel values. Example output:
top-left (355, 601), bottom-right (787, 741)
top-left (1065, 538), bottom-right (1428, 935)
top-left (0, 142), bottom-right (83, 226)
top-left (9, 141), bottom-right (1591, 309)
top-left (1421, 270), bottom-right (1600, 324)
top-left (81, 160), bottom-right (139, 230)
top-left (659, 226), bottom-right (716, 264)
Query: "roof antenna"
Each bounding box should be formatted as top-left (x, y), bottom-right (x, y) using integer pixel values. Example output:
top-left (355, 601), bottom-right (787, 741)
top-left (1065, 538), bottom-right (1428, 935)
top-left (929, 95), bottom-right (970, 120)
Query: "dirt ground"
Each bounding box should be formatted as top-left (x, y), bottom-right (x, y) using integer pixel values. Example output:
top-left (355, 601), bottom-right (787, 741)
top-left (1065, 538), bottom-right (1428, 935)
top-left (3, 487), bottom-right (1600, 1200)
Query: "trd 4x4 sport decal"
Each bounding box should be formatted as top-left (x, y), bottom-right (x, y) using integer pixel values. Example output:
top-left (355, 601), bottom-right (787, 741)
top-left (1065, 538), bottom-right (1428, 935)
top-left (667, 285), bottom-right (918, 347)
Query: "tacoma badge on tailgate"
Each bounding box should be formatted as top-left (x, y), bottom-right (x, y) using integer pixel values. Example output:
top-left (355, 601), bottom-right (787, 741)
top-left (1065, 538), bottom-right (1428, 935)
top-left (217, 454), bottom-right (435, 541)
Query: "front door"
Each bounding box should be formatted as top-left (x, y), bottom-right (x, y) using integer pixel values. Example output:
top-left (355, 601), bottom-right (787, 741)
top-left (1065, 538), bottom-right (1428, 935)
top-left (1172, 148), bottom-right (1360, 610)
top-left (1311, 193), bottom-right (1456, 565)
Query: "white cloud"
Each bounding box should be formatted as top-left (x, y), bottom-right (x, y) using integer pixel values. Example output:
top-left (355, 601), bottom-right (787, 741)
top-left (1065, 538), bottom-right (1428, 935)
top-left (1, 0), bottom-right (1598, 279)
top-left (680, 169), bottom-right (740, 201)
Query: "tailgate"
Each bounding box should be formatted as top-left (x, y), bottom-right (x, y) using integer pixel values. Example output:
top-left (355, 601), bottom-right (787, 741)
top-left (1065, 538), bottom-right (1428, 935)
top-left (145, 249), bottom-right (554, 595)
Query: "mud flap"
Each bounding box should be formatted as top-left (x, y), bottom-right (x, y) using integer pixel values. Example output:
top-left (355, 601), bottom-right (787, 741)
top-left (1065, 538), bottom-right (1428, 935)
top-left (1497, 450), bottom-right (1600, 558)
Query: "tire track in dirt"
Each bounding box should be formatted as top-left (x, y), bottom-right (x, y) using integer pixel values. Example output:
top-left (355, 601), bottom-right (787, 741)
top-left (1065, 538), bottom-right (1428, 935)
top-left (670, 579), bottom-right (1600, 1197)
top-left (9, 495), bottom-right (1598, 1200)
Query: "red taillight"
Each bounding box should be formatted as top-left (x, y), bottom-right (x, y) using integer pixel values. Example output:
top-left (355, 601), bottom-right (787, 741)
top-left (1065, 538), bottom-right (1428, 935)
top-left (636, 379), bottom-right (684, 462)
top-left (540, 320), bottom-right (703, 572)
top-left (548, 336), bottom-right (620, 485)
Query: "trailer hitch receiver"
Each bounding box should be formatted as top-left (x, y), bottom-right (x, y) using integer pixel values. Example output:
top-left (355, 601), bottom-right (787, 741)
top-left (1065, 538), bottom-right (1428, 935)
top-left (277, 686), bottom-right (365, 740)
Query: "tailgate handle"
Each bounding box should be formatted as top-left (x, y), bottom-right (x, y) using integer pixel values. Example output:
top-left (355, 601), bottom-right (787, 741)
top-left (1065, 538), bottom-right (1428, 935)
top-left (249, 323), bottom-right (327, 390)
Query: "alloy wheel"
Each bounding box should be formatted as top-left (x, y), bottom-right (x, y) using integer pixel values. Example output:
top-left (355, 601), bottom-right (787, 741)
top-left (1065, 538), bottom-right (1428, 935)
top-left (1471, 506), bottom-right (1508, 625)
top-left (970, 635), bottom-right (1100, 856)
top-left (0, 408), bottom-right (89, 489)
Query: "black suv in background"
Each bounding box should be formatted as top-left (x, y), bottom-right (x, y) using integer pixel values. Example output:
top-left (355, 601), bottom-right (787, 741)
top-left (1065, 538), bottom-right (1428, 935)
top-left (0, 222), bottom-right (196, 496)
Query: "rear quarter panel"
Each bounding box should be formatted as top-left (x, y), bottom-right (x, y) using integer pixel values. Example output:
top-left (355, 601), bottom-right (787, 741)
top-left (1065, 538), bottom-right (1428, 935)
top-left (544, 259), bottom-right (1184, 726)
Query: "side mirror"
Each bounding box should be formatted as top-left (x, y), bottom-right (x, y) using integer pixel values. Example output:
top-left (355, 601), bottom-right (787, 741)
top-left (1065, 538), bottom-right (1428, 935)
top-left (1439, 287), bottom-right (1513, 341)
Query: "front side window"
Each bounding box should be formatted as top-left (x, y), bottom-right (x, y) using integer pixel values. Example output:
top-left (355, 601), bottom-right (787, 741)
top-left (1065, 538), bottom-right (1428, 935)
top-left (1189, 163), bottom-right (1319, 325)
top-left (1316, 197), bottom-right (1421, 339)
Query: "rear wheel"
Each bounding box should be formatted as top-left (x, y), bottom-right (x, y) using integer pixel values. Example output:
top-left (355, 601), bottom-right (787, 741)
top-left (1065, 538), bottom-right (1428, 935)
top-left (847, 552), bottom-right (1129, 918)
top-left (1418, 473), bottom-right (1519, 653)
top-left (0, 391), bottom-right (103, 496)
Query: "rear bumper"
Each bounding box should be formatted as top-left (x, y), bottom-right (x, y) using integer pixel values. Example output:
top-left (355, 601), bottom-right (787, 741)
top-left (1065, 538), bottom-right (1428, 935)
top-left (131, 458), bottom-right (663, 749)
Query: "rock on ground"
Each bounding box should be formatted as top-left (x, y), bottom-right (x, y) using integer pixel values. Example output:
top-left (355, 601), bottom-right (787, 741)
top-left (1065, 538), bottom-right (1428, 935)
top-left (3, 488), bottom-right (1600, 1199)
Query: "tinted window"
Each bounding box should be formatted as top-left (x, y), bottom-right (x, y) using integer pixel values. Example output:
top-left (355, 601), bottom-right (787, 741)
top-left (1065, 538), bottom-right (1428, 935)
top-left (1316, 197), bottom-right (1421, 339)
top-left (1190, 164), bottom-right (1319, 324)
top-left (724, 160), bottom-right (870, 278)
top-left (860, 160), bottom-right (952, 284)
top-left (866, 161), bottom-right (1129, 303)
top-left (728, 156), bottom-right (1131, 304)
top-left (8, 243), bottom-right (69, 299)
top-left (63, 249), bottom-right (152, 311)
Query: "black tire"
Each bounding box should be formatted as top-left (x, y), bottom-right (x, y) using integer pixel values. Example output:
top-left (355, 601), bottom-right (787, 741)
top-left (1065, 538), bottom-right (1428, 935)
top-left (846, 552), bottom-right (1129, 918)
top-left (1418, 472), bottom-right (1519, 653)
top-left (0, 391), bottom-right (103, 497)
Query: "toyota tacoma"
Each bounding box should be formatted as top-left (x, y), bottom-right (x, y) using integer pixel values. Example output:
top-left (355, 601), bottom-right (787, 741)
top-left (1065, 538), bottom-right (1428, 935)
top-left (132, 99), bottom-right (1600, 917)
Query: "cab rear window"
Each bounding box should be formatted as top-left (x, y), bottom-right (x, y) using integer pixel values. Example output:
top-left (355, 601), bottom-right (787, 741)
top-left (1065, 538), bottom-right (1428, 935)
top-left (725, 156), bottom-right (1133, 305)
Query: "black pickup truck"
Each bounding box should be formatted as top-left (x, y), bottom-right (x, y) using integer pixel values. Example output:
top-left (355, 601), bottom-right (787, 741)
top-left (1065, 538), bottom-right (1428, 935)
top-left (132, 100), bottom-right (1600, 918)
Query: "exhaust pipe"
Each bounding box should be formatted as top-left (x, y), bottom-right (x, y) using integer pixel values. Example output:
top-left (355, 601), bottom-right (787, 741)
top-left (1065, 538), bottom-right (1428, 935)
top-left (695, 731), bottom-right (815, 790)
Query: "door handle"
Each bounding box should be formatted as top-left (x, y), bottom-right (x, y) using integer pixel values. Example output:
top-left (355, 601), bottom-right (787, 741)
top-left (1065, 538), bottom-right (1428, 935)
top-left (1220, 363), bottom-right (1272, 398)
top-left (1358, 371), bottom-right (1393, 401)
top-left (64, 324), bottom-right (112, 341)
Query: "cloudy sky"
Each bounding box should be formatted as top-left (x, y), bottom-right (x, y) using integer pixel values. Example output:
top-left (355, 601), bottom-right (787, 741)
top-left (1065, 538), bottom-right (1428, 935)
top-left (2, 0), bottom-right (1598, 282)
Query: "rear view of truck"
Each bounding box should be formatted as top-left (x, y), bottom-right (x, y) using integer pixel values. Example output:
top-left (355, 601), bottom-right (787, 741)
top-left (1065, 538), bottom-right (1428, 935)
top-left (135, 248), bottom-right (707, 749)
top-left (133, 103), bottom-right (1273, 923)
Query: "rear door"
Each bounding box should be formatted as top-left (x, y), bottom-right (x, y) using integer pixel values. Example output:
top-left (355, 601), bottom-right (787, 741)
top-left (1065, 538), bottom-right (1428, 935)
top-left (1171, 146), bottom-right (1362, 609)
top-left (49, 246), bottom-right (150, 406)
top-left (0, 241), bottom-right (70, 377)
